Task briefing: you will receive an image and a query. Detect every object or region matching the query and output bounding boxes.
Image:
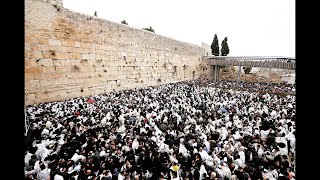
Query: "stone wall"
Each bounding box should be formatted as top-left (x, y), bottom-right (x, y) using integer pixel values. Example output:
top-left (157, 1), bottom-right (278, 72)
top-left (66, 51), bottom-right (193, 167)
top-left (201, 42), bottom-right (212, 56)
top-left (25, 0), bottom-right (213, 105)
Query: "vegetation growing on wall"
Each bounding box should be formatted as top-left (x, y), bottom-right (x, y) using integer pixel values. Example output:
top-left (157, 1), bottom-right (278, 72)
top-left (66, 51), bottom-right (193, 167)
top-left (142, 26), bottom-right (155, 33)
top-left (121, 20), bottom-right (128, 25)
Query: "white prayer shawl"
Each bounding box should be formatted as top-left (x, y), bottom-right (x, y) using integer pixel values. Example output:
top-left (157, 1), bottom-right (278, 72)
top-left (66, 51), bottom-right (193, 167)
top-left (150, 136), bottom-right (157, 143)
top-left (258, 147), bottom-right (264, 158)
top-left (220, 127), bottom-right (228, 141)
top-left (288, 135), bottom-right (296, 153)
top-left (58, 110), bottom-right (64, 117)
top-left (68, 165), bottom-right (75, 174)
top-left (57, 123), bottom-right (63, 129)
top-left (149, 119), bottom-right (156, 127)
top-left (176, 114), bottom-right (182, 126)
top-left (260, 129), bottom-right (270, 141)
top-left (200, 132), bottom-right (207, 141)
top-left (275, 137), bottom-right (288, 155)
top-left (179, 144), bottom-right (190, 158)
top-left (169, 155), bottom-right (178, 164)
top-left (71, 153), bottom-right (80, 162)
top-left (122, 145), bottom-right (130, 153)
top-left (235, 158), bottom-right (245, 168)
top-left (106, 112), bottom-right (112, 120)
top-left (116, 124), bottom-right (126, 133)
top-left (41, 128), bottom-right (50, 136)
top-left (40, 148), bottom-right (51, 162)
top-left (191, 141), bottom-right (197, 148)
top-left (282, 109), bottom-right (288, 115)
top-left (81, 142), bottom-right (87, 149)
top-left (101, 117), bottom-right (107, 126)
top-left (25, 152), bottom-right (32, 165)
top-left (239, 150), bottom-right (246, 164)
top-left (243, 126), bottom-right (252, 136)
top-left (195, 124), bottom-right (201, 132)
top-left (199, 165), bottom-right (208, 180)
top-left (205, 156), bottom-right (214, 167)
top-left (248, 107), bottom-right (255, 113)
top-left (154, 125), bottom-right (163, 136)
top-left (54, 174), bottom-right (64, 180)
top-left (132, 139), bottom-right (139, 150)
top-left (45, 121), bottom-right (52, 129)
top-left (204, 140), bottom-right (210, 153)
top-left (199, 150), bottom-right (209, 161)
top-left (225, 121), bottom-right (232, 129)
top-left (215, 167), bottom-right (224, 178)
top-left (35, 144), bottom-right (47, 160)
top-left (221, 166), bottom-right (231, 179)
top-left (213, 155), bottom-right (221, 164)
top-left (169, 130), bottom-right (176, 137)
top-left (263, 172), bottom-right (276, 180)
top-left (158, 140), bottom-right (166, 152)
top-left (99, 151), bottom-right (106, 157)
top-left (270, 110), bottom-right (277, 117)
top-left (214, 146), bottom-right (222, 155)
top-left (232, 131), bottom-right (241, 140)
top-left (33, 160), bottom-right (41, 174)
top-left (42, 139), bottom-right (55, 147)
top-left (232, 142), bottom-right (241, 151)
top-left (118, 115), bottom-right (125, 124)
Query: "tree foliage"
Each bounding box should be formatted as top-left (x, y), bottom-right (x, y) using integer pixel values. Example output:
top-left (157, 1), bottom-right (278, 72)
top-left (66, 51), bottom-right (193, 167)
top-left (142, 26), bottom-right (155, 33)
top-left (121, 20), bottom-right (128, 25)
top-left (221, 37), bottom-right (229, 56)
top-left (211, 34), bottom-right (219, 56)
top-left (94, 11), bottom-right (97, 17)
top-left (243, 67), bottom-right (252, 74)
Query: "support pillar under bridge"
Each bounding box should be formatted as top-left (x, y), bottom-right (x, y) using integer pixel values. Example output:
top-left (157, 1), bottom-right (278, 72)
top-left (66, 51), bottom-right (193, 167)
top-left (212, 65), bottom-right (221, 81)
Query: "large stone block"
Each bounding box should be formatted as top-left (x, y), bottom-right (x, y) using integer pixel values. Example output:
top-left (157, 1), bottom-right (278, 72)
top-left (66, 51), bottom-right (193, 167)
top-left (49, 39), bottom-right (61, 46)
top-left (25, 66), bottom-right (43, 74)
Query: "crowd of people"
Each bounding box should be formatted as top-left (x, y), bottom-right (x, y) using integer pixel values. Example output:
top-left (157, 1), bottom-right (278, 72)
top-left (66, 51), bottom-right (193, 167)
top-left (198, 79), bottom-right (295, 95)
top-left (24, 79), bottom-right (296, 180)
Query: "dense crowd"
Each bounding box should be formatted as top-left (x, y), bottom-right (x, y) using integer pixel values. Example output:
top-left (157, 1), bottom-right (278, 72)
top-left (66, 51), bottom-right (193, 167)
top-left (24, 79), bottom-right (296, 180)
top-left (197, 80), bottom-right (295, 95)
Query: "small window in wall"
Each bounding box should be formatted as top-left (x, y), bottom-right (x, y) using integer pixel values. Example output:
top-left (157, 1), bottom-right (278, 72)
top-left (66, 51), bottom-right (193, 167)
top-left (123, 56), bottom-right (126, 60)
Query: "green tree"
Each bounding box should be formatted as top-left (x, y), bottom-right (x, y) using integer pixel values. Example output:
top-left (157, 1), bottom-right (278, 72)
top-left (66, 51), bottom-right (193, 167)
top-left (243, 67), bottom-right (252, 74)
top-left (211, 34), bottom-right (219, 56)
top-left (142, 26), bottom-right (155, 33)
top-left (221, 37), bottom-right (229, 56)
top-left (121, 20), bottom-right (128, 25)
top-left (94, 11), bottom-right (97, 17)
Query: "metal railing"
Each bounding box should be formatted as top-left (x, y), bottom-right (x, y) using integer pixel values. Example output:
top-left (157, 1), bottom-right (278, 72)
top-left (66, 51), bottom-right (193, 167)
top-left (204, 56), bottom-right (295, 70)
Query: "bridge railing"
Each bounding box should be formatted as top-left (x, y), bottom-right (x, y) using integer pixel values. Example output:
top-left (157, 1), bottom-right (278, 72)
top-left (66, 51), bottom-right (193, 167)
top-left (204, 56), bottom-right (295, 70)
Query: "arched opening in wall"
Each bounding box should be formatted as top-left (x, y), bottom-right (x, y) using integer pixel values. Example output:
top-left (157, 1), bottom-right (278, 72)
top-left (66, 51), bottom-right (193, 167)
top-left (193, 71), bottom-right (195, 78)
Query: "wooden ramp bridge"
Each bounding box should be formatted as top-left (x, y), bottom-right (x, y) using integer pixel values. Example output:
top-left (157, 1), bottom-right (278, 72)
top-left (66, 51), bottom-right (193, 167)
top-left (203, 56), bottom-right (296, 84)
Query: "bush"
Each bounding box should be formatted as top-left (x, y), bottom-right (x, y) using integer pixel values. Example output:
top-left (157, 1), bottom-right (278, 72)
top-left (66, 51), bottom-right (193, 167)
top-left (243, 67), bottom-right (252, 74)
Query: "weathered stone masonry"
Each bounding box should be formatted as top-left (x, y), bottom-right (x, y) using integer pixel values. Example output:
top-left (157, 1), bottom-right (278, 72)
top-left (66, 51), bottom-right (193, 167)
top-left (25, 0), bottom-right (213, 105)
